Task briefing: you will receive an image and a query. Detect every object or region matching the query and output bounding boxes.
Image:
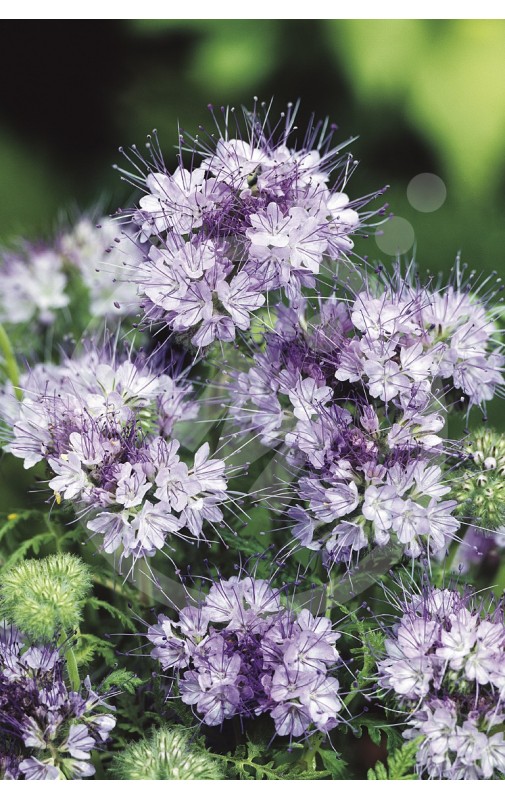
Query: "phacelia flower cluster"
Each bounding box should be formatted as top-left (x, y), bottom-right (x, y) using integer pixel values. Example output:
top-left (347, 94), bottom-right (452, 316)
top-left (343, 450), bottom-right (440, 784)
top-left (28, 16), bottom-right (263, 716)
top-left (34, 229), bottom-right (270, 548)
top-left (60, 215), bottom-right (141, 319)
top-left (148, 576), bottom-right (343, 737)
top-left (0, 624), bottom-right (115, 780)
top-left (231, 296), bottom-right (460, 563)
top-left (338, 266), bottom-right (504, 408)
top-left (0, 346), bottom-right (229, 561)
top-left (121, 102), bottom-right (380, 347)
top-left (0, 216), bottom-right (141, 330)
top-left (377, 586), bottom-right (505, 779)
top-left (0, 243), bottom-right (68, 326)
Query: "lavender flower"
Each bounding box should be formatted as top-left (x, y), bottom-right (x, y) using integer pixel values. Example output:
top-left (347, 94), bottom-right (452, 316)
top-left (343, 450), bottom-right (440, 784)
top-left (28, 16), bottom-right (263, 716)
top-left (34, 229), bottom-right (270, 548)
top-left (377, 584), bottom-right (505, 779)
top-left (0, 243), bottom-right (68, 326)
top-left (60, 215), bottom-right (142, 319)
top-left (117, 101), bottom-right (382, 347)
top-left (0, 344), bottom-right (230, 562)
top-left (229, 296), bottom-right (459, 563)
top-left (0, 623), bottom-right (115, 780)
top-left (147, 576), bottom-right (344, 738)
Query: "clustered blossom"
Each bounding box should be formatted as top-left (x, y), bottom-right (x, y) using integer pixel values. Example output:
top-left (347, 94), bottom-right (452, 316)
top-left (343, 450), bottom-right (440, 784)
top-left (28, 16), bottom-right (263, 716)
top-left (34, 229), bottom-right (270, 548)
top-left (340, 266), bottom-right (504, 408)
top-left (0, 216), bottom-right (141, 330)
top-left (148, 576), bottom-right (343, 737)
top-left (121, 102), bottom-right (380, 347)
top-left (0, 243), bottom-right (68, 325)
top-left (230, 297), bottom-right (460, 562)
top-left (60, 215), bottom-right (141, 319)
top-left (377, 586), bottom-right (505, 779)
top-left (0, 624), bottom-right (115, 780)
top-left (0, 346), bottom-right (229, 561)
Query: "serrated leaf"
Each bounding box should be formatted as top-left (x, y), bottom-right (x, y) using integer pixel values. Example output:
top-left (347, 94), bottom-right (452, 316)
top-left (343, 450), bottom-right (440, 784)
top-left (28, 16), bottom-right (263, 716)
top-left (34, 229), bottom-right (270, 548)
top-left (75, 633), bottom-right (116, 667)
top-left (1, 531), bottom-right (55, 568)
top-left (101, 668), bottom-right (143, 694)
top-left (368, 738), bottom-right (420, 780)
top-left (87, 596), bottom-right (137, 632)
top-left (319, 749), bottom-right (348, 779)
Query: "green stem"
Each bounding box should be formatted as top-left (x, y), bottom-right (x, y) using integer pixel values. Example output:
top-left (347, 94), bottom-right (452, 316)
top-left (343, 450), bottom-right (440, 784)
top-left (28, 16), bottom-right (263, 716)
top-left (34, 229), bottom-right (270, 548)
top-left (0, 323), bottom-right (22, 400)
top-left (325, 572), bottom-right (336, 618)
top-left (91, 573), bottom-right (134, 601)
top-left (58, 632), bottom-right (80, 691)
top-left (66, 644), bottom-right (80, 692)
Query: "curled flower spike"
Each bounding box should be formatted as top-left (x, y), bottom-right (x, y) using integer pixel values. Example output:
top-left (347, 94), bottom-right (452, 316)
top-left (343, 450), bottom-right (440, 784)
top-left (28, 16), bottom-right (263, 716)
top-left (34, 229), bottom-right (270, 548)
top-left (0, 623), bottom-right (116, 781)
top-left (375, 582), bottom-right (505, 779)
top-left (146, 575), bottom-right (345, 739)
top-left (110, 726), bottom-right (223, 780)
top-left (116, 100), bottom-right (384, 348)
top-left (454, 427), bottom-right (505, 531)
top-left (0, 342), bottom-right (231, 563)
top-left (0, 554), bottom-right (91, 642)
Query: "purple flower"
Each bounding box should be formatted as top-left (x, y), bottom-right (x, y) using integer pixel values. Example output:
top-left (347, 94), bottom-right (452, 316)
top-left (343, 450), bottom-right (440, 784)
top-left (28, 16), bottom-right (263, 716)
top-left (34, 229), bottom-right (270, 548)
top-left (116, 102), bottom-right (380, 347)
top-left (0, 624), bottom-right (115, 781)
top-left (0, 343), bottom-right (230, 563)
top-left (147, 576), bottom-right (344, 738)
top-left (376, 583), bottom-right (505, 779)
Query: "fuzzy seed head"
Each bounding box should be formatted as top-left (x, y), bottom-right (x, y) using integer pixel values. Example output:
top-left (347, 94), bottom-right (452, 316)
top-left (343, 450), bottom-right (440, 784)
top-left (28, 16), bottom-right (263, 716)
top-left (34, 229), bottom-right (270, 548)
top-left (110, 726), bottom-right (223, 780)
top-left (0, 554), bottom-right (92, 641)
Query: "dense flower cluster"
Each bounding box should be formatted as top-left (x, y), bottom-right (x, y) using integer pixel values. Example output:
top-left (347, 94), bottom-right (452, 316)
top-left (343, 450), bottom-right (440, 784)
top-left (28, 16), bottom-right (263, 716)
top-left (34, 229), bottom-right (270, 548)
top-left (148, 576), bottom-right (343, 737)
top-left (0, 215), bottom-right (140, 328)
top-left (231, 296), bottom-right (461, 562)
top-left (121, 103), bottom-right (379, 347)
top-left (0, 624), bottom-right (115, 780)
top-left (0, 243), bottom-right (67, 325)
top-left (377, 586), bottom-right (505, 779)
top-left (0, 346), bottom-right (229, 561)
top-left (60, 215), bottom-right (141, 319)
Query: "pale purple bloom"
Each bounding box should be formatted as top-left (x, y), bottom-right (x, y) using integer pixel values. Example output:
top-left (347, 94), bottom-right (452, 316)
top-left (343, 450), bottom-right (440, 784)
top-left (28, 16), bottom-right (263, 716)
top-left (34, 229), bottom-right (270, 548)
top-left (117, 102), bottom-right (377, 346)
top-left (377, 584), bottom-right (505, 779)
top-left (0, 624), bottom-right (115, 781)
top-left (147, 576), bottom-right (344, 738)
top-left (0, 344), bottom-right (229, 562)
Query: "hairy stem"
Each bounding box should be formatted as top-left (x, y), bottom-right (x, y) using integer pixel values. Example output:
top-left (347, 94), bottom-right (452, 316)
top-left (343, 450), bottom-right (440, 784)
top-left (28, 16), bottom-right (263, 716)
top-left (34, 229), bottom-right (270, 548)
top-left (0, 323), bottom-right (22, 400)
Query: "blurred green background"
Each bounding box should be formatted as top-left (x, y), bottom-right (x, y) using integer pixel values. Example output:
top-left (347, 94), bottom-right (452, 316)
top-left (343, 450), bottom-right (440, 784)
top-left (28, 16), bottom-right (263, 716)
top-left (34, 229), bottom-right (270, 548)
top-left (1, 18), bottom-right (505, 276)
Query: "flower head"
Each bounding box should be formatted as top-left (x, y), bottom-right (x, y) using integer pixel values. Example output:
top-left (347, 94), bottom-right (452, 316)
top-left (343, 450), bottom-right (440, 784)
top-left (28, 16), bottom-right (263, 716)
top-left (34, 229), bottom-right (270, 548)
top-left (229, 293), bottom-right (459, 564)
top-left (376, 583), bottom-right (505, 779)
top-left (0, 555), bottom-right (91, 642)
top-left (0, 342), bottom-right (230, 563)
top-left (117, 101), bottom-right (382, 347)
top-left (0, 243), bottom-right (68, 326)
top-left (0, 623), bottom-right (115, 780)
top-left (110, 726), bottom-right (223, 780)
top-left (147, 575), bottom-right (344, 738)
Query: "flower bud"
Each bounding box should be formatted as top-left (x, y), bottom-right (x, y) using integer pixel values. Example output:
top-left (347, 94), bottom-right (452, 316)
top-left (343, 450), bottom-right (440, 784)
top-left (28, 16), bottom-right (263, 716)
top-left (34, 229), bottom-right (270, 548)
top-left (110, 726), bottom-right (223, 780)
top-left (0, 554), bottom-right (91, 641)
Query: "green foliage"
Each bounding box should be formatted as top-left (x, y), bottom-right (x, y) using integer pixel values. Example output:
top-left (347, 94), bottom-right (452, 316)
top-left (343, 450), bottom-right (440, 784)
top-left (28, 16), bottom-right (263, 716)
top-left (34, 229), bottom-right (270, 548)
top-left (367, 739), bottom-right (421, 780)
top-left (214, 737), bottom-right (345, 780)
top-left (0, 553), bottom-right (91, 641)
top-left (101, 669), bottom-right (144, 695)
top-left (87, 597), bottom-right (138, 633)
top-left (110, 726), bottom-right (224, 780)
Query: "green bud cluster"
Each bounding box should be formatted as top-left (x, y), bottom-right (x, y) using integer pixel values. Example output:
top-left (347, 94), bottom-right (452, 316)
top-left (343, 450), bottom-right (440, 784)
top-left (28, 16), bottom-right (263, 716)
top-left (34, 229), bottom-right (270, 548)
top-left (110, 726), bottom-right (223, 780)
top-left (0, 554), bottom-right (92, 641)
top-left (465, 427), bottom-right (505, 475)
top-left (454, 428), bottom-right (505, 530)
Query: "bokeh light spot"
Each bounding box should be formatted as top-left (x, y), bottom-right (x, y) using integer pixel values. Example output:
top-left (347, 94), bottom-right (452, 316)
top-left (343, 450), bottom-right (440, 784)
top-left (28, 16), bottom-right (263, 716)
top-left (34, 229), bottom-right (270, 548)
top-left (407, 172), bottom-right (447, 212)
top-left (375, 217), bottom-right (415, 256)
